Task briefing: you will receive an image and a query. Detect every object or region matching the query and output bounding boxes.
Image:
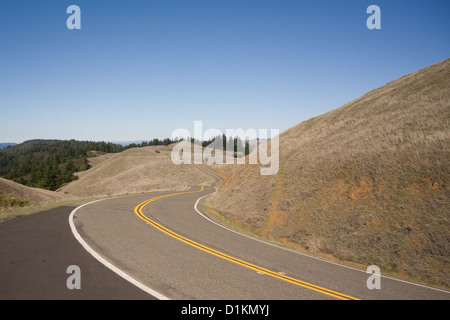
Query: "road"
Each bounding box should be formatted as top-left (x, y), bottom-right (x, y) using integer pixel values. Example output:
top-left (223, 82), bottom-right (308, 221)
top-left (0, 206), bottom-right (154, 299)
top-left (71, 165), bottom-right (449, 300)
top-left (1, 165), bottom-right (448, 300)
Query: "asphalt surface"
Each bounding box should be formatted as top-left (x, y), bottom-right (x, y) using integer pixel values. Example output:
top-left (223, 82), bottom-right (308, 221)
top-left (1, 166), bottom-right (449, 300)
top-left (72, 178), bottom-right (449, 300)
top-left (0, 206), bottom-right (154, 300)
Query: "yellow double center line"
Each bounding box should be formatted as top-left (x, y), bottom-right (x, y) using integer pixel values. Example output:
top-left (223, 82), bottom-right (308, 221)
top-left (133, 182), bottom-right (359, 300)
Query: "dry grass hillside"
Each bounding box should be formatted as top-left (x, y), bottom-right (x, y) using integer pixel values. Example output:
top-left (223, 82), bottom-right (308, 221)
top-left (0, 177), bottom-right (76, 204)
top-left (59, 145), bottom-right (215, 197)
top-left (206, 58), bottom-right (450, 287)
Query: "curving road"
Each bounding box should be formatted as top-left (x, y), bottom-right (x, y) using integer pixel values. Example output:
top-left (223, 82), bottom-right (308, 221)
top-left (1, 165), bottom-right (448, 300)
top-left (70, 165), bottom-right (449, 300)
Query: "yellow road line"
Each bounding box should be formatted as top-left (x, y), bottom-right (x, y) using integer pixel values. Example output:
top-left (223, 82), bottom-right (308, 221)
top-left (194, 164), bottom-right (223, 186)
top-left (133, 187), bottom-right (360, 300)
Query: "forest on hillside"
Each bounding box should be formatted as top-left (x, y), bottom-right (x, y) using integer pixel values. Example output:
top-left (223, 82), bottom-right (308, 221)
top-left (0, 139), bottom-right (178, 191)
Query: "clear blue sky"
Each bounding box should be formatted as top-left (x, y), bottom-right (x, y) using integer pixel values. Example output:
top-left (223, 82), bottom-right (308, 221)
top-left (1, 0), bottom-right (449, 143)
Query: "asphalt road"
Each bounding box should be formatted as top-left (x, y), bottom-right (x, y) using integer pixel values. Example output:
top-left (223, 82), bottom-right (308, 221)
top-left (0, 206), bottom-right (154, 300)
top-left (70, 166), bottom-right (449, 300)
top-left (1, 166), bottom-right (449, 300)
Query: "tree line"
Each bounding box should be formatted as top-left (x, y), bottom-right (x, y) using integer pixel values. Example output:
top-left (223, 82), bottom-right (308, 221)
top-left (0, 139), bottom-right (132, 191)
top-left (189, 134), bottom-right (251, 157)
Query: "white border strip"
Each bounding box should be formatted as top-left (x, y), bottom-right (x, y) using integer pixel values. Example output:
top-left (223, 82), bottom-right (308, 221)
top-left (69, 198), bottom-right (170, 300)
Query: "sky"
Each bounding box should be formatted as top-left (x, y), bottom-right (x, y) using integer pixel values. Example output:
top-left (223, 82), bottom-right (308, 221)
top-left (0, 0), bottom-right (449, 143)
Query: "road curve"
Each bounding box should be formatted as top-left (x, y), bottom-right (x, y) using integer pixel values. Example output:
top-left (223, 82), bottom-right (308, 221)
top-left (71, 165), bottom-right (450, 300)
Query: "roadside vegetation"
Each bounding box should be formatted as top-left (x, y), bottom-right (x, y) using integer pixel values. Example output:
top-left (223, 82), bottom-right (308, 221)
top-left (0, 191), bottom-right (30, 209)
top-left (0, 195), bottom-right (96, 222)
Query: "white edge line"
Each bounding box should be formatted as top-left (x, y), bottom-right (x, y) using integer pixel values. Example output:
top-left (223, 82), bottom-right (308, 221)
top-left (194, 187), bottom-right (450, 295)
top-left (68, 198), bottom-right (170, 300)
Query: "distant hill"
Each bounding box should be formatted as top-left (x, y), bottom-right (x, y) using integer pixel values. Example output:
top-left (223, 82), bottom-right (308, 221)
top-left (0, 143), bottom-right (17, 149)
top-left (207, 58), bottom-right (450, 287)
top-left (59, 145), bottom-right (215, 197)
top-left (0, 177), bottom-right (75, 205)
top-left (108, 140), bottom-right (144, 146)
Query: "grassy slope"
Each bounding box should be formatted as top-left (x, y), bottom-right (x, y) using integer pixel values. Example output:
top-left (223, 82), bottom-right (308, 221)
top-left (59, 145), bottom-right (215, 197)
top-left (207, 58), bottom-right (450, 287)
top-left (0, 177), bottom-right (81, 221)
top-left (0, 177), bottom-right (76, 204)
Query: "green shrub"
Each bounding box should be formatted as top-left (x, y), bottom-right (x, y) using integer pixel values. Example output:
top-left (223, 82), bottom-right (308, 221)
top-left (0, 191), bottom-right (30, 208)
